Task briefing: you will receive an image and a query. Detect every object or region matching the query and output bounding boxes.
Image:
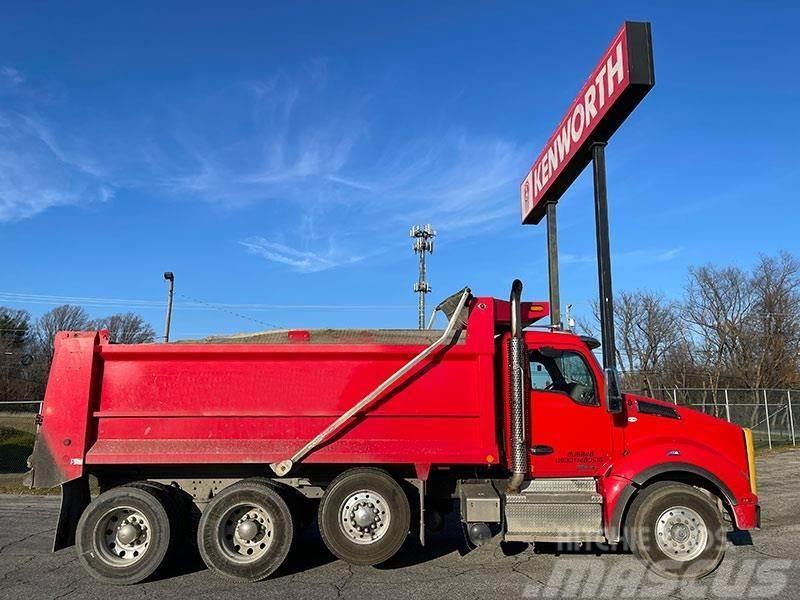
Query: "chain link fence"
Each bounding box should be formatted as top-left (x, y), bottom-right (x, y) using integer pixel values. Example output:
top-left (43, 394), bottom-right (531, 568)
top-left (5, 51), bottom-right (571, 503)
top-left (0, 401), bottom-right (40, 490)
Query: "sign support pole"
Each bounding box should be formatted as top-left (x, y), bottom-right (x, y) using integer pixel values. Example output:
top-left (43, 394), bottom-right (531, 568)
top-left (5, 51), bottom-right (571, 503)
top-left (591, 142), bottom-right (616, 369)
top-left (545, 201), bottom-right (561, 329)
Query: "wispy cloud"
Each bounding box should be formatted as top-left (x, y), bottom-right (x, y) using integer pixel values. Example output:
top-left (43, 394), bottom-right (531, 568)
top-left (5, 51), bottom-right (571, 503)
top-left (654, 247), bottom-right (683, 262)
top-left (338, 131), bottom-right (526, 234)
top-left (0, 67), bottom-right (114, 221)
top-left (146, 74), bottom-right (529, 269)
top-left (1, 66), bottom-right (24, 86)
top-left (0, 120), bottom-right (113, 220)
top-left (0, 63), bottom-right (530, 271)
top-left (239, 236), bottom-right (364, 273)
top-left (562, 246), bottom-right (684, 267)
top-left (561, 253), bottom-right (595, 265)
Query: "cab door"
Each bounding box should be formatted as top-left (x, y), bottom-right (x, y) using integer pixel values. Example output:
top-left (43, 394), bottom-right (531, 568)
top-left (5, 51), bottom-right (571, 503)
top-left (527, 341), bottom-right (613, 477)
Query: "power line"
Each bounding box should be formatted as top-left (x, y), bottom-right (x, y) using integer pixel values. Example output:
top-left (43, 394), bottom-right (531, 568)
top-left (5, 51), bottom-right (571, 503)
top-left (0, 291), bottom-right (411, 312)
top-left (176, 293), bottom-right (282, 330)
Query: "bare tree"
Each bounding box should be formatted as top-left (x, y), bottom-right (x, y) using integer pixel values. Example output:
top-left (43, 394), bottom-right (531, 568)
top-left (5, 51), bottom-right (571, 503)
top-left (749, 251), bottom-right (800, 389)
top-left (0, 307), bottom-right (36, 403)
top-left (90, 312), bottom-right (156, 344)
top-left (576, 251), bottom-right (800, 397)
top-left (683, 264), bottom-right (757, 391)
top-left (35, 305), bottom-right (89, 361)
top-left (680, 253), bottom-right (800, 391)
top-left (582, 292), bottom-right (683, 395)
top-left (614, 291), bottom-right (682, 396)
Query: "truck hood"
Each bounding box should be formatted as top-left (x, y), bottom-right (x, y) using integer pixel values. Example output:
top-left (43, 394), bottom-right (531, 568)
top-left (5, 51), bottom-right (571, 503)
top-left (623, 393), bottom-right (750, 478)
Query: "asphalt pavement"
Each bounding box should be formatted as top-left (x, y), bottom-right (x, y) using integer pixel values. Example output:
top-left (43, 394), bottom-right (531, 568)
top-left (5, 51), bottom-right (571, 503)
top-left (1, 450), bottom-right (798, 599)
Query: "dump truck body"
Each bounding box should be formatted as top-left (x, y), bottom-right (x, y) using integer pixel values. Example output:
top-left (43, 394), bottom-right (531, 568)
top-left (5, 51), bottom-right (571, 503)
top-left (30, 295), bottom-right (527, 487)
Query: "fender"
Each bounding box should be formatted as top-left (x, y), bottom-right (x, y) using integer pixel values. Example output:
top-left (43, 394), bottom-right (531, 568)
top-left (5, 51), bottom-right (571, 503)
top-left (603, 443), bottom-right (752, 542)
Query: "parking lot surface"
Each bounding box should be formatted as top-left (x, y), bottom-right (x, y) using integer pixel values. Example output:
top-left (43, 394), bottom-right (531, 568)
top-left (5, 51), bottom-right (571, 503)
top-left (0, 450), bottom-right (798, 599)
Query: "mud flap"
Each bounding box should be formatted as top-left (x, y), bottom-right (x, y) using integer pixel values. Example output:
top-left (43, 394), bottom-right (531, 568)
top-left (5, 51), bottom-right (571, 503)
top-left (53, 477), bottom-right (90, 552)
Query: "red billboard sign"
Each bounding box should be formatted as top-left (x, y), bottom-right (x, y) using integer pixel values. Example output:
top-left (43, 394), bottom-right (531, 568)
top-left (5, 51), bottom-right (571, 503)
top-left (520, 21), bottom-right (654, 224)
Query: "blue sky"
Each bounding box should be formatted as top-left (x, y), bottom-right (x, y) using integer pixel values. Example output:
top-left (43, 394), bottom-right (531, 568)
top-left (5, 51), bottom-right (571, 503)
top-left (1, 2), bottom-right (799, 338)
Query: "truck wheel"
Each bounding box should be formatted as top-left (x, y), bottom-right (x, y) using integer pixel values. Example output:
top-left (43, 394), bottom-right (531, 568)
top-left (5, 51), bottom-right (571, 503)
top-left (76, 485), bottom-right (172, 585)
top-left (128, 481), bottom-right (191, 562)
top-left (625, 482), bottom-right (725, 579)
top-left (318, 468), bottom-right (410, 566)
top-left (197, 479), bottom-right (294, 581)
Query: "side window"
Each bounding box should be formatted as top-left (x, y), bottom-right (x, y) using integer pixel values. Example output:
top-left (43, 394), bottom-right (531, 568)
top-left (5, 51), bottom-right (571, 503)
top-left (529, 350), bottom-right (598, 406)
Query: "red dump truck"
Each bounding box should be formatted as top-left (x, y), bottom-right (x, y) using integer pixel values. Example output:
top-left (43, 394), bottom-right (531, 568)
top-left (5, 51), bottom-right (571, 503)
top-left (26, 282), bottom-right (759, 584)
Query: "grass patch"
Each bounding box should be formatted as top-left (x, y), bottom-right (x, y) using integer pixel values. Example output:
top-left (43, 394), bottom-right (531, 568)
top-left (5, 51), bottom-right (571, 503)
top-left (0, 413), bottom-right (37, 435)
top-left (0, 425), bottom-right (35, 474)
top-left (0, 424), bottom-right (53, 494)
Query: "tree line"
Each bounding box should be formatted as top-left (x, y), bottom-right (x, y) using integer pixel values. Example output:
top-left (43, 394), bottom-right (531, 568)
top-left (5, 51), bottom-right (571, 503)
top-left (0, 305), bottom-right (155, 404)
top-left (2, 251), bottom-right (799, 404)
top-left (584, 251), bottom-right (800, 395)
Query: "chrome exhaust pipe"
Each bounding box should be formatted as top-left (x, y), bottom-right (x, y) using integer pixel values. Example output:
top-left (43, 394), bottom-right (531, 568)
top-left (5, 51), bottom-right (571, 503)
top-left (507, 279), bottom-right (527, 494)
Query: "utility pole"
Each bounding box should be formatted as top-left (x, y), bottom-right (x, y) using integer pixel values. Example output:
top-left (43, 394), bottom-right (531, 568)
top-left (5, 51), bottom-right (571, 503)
top-left (410, 224), bottom-right (435, 329)
top-left (163, 272), bottom-right (175, 343)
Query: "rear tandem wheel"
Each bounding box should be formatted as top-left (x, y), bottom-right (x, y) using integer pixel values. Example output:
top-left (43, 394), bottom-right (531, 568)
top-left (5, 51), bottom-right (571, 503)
top-left (76, 484), bottom-right (173, 585)
top-left (197, 478), bottom-right (295, 581)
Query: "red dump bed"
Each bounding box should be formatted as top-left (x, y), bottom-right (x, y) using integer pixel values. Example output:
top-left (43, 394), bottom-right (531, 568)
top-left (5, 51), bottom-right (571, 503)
top-left (31, 297), bottom-right (547, 487)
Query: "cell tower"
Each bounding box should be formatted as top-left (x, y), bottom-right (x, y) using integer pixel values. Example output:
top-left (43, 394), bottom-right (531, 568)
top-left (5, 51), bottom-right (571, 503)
top-left (410, 224), bottom-right (436, 329)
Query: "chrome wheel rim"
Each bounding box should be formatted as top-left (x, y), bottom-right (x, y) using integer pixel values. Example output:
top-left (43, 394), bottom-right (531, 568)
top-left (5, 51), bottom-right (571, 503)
top-left (217, 503), bottom-right (274, 563)
top-left (95, 506), bottom-right (151, 566)
top-left (338, 489), bottom-right (391, 545)
top-left (655, 505), bottom-right (708, 562)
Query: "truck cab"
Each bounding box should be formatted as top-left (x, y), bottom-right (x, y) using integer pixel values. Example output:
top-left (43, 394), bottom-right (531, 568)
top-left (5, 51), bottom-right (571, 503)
top-left (483, 323), bottom-right (761, 578)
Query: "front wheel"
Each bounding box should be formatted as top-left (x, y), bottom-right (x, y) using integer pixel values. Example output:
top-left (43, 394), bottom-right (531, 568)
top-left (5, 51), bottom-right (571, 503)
top-left (626, 482), bottom-right (726, 579)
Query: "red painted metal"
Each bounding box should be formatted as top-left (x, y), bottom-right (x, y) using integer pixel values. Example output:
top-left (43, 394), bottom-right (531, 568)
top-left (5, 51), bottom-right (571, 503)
top-left (27, 331), bottom-right (107, 487)
top-left (32, 293), bottom-right (758, 534)
top-left (39, 298), bottom-right (508, 474)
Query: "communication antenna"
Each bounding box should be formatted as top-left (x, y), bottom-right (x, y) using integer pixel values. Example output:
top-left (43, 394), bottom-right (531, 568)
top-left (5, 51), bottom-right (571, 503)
top-left (410, 224), bottom-right (436, 329)
top-left (565, 303), bottom-right (575, 332)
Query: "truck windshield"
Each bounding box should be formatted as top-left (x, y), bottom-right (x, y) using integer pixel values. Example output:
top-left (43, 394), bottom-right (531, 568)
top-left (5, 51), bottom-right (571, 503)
top-left (530, 350), bottom-right (598, 406)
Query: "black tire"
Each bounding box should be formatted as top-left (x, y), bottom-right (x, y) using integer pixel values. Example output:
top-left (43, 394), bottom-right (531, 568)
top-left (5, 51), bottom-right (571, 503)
top-left (318, 468), bottom-right (410, 566)
top-left (197, 479), bottom-right (294, 581)
top-left (625, 482), bottom-right (726, 579)
top-left (128, 481), bottom-right (193, 565)
top-left (76, 485), bottom-right (172, 585)
top-left (251, 477), bottom-right (311, 541)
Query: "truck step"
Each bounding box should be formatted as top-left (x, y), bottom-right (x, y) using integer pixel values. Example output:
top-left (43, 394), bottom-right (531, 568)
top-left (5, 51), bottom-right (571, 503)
top-left (519, 477), bottom-right (598, 494)
top-left (503, 484), bottom-right (604, 542)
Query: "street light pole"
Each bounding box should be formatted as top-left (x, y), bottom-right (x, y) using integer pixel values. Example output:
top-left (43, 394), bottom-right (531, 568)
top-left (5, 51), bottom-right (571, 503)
top-left (163, 272), bottom-right (175, 343)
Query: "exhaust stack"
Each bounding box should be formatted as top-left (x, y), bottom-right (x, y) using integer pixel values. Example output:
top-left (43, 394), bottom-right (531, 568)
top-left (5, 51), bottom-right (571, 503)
top-left (507, 279), bottom-right (527, 493)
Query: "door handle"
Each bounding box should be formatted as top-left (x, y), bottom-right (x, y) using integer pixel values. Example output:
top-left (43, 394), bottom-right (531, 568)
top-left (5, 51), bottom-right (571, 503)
top-left (530, 445), bottom-right (554, 455)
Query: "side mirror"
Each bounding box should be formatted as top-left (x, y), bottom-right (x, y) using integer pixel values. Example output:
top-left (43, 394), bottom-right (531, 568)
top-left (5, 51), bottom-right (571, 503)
top-left (604, 367), bottom-right (623, 413)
